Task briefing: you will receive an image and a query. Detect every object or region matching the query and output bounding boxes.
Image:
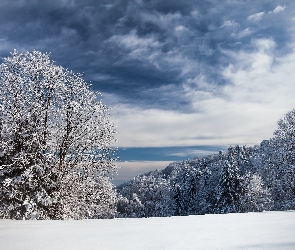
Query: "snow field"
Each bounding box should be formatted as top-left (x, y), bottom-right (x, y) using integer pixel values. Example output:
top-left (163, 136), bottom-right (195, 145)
top-left (0, 210), bottom-right (295, 250)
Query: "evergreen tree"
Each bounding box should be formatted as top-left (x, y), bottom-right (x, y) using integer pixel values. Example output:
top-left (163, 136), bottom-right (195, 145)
top-left (214, 146), bottom-right (245, 213)
top-left (253, 109), bottom-right (295, 210)
top-left (272, 109), bottom-right (295, 209)
top-left (171, 161), bottom-right (202, 216)
top-left (117, 171), bottom-right (175, 218)
top-left (242, 173), bottom-right (273, 212)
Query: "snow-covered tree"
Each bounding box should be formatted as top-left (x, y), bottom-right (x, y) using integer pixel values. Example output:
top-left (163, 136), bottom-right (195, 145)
top-left (171, 161), bottom-right (203, 216)
top-left (272, 109), bottom-right (295, 208)
top-left (214, 146), bottom-right (246, 213)
top-left (117, 193), bottom-right (144, 218)
top-left (255, 110), bottom-right (295, 210)
top-left (117, 171), bottom-right (175, 218)
top-left (242, 173), bottom-right (273, 212)
top-left (274, 109), bottom-right (295, 165)
top-left (0, 50), bottom-right (117, 219)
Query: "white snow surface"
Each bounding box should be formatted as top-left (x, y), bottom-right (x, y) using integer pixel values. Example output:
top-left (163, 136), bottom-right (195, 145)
top-left (1, 211), bottom-right (295, 250)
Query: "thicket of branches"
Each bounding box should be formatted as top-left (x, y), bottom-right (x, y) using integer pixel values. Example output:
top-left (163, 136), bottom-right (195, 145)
top-left (0, 51), bottom-right (117, 219)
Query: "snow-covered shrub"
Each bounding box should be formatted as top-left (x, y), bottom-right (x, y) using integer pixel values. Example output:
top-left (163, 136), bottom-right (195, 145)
top-left (0, 50), bottom-right (117, 219)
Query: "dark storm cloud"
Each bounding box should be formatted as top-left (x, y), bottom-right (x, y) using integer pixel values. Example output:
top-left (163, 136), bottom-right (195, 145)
top-left (0, 0), bottom-right (294, 111)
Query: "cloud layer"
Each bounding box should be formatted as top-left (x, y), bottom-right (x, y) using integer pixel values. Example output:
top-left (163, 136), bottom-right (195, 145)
top-left (1, 0), bottom-right (295, 148)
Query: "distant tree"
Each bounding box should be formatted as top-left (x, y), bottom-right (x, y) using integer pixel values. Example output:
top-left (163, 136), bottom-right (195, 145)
top-left (171, 161), bottom-right (202, 216)
top-left (117, 171), bottom-right (175, 218)
top-left (242, 173), bottom-right (273, 212)
top-left (256, 109), bottom-right (295, 210)
top-left (274, 109), bottom-right (295, 165)
top-left (214, 146), bottom-right (246, 213)
top-left (117, 193), bottom-right (144, 218)
top-left (273, 110), bottom-right (295, 205)
top-left (0, 50), bottom-right (117, 219)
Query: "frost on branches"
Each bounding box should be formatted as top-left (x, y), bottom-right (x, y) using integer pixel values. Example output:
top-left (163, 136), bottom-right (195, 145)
top-left (0, 50), bottom-right (118, 219)
top-left (117, 171), bottom-right (175, 218)
top-left (257, 109), bottom-right (295, 210)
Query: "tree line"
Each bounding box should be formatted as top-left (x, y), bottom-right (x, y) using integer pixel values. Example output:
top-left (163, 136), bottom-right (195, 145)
top-left (117, 113), bottom-right (295, 217)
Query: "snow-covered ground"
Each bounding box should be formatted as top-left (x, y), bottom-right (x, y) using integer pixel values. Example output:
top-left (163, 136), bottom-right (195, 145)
top-left (1, 211), bottom-right (294, 250)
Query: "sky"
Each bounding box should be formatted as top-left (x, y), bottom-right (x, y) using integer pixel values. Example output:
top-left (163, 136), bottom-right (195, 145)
top-left (1, 0), bottom-right (295, 180)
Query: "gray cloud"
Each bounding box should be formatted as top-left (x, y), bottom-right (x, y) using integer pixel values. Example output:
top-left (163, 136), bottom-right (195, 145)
top-left (1, 0), bottom-right (295, 147)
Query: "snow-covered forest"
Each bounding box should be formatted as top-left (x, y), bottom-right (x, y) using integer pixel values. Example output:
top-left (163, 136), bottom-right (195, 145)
top-left (117, 110), bottom-right (295, 217)
top-left (1, 50), bottom-right (295, 220)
